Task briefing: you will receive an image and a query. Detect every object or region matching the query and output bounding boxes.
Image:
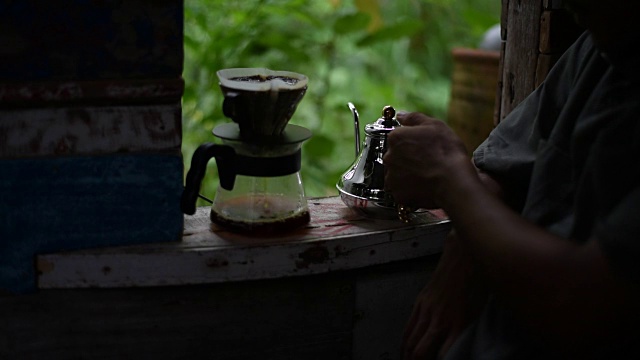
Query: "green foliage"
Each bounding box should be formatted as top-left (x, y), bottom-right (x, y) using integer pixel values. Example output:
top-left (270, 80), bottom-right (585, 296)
top-left (182, 0), bottom-right (500, 205)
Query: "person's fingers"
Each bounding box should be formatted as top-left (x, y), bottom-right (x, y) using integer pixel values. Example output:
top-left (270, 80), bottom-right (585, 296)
top-left (382, 161), bottom-right (401, 193)
top-left (438, 332), bottom-right (461, 360)
top-left (396, 110), bottom-right (409, 118)
top-left (402, 297), bottom-right (424, 346)
top-left (396, 111), bottom-right (434, 126)
top-left (384, 172), bottom-right (416, 208)
top-left (402, 300), bottom-right (423, 348)
top-left (410, 327), bottom-right (447, 360)
top-left (403, 304), bottom-right (432, 359)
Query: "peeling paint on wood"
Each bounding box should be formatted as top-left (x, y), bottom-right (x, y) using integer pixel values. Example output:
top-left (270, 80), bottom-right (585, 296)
top-left (296, 244), bottom-right (331, 269)
top-left (37, 197), bottom-right (451, 289)
top-left (0, 79), bottom-right (184, 107)
top-left (0, 0), bottom-right (186, 296)
top-left (0, 104), bottom-right (181, 158)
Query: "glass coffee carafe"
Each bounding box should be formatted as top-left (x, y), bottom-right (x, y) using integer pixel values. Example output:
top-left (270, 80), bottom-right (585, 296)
top-left (181, 68), bottom-right (312, 234)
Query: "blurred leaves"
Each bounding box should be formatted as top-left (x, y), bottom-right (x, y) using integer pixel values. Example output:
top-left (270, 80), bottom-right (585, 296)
top-left (182, 0), bottom-right (500, 205)
top-left (357, 20), bottom-right (425, 46)
top-left (354, 0), bottom-right (382, 31)
top-left (334, 12), bottom-right (370, 34)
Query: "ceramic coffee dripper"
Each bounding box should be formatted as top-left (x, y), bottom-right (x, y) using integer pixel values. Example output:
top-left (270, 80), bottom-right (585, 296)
top-left (217, 68), bottom-right (308, 140)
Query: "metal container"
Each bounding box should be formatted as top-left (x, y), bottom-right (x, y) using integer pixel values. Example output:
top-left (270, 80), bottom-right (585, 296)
top-left (336, 103), bottom-right (403, 219)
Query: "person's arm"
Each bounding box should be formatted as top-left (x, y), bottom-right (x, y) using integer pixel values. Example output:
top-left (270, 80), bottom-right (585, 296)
top-left (402, 229), bottom-right (488, 360)
top-left (444, 167), bottom-right (639, 356)
top-left (474, 164), bottom-right (505, 200)
top-left (385, 113), bottom-right (640, 356)
top-left (401, 162), bottom-right (501, 360)
top-left (400, 119), bottom-right (507, 360)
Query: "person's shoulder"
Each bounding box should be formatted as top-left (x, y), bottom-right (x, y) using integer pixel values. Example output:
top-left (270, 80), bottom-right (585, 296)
top-left (542, 31), bottom-right (604, 89)
top-left (570, 31), bottom-right (595, 54)
top-left (561, 31), bottom-right (599, 70)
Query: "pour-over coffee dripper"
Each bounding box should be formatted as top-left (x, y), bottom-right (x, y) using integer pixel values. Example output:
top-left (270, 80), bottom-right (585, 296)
top-left (218, 68), bottom-right (308, 140)
top-left (181, 68), bottom-right (312, 234)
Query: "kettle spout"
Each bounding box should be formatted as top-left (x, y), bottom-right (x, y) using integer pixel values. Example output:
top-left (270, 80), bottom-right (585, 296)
top-left (347, 102), bottom-right (361, 158)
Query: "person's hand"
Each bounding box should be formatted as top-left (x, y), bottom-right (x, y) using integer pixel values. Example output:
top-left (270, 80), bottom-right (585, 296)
top-left (402, 231), bottom-right (488, 360)
top-left (383, 112), bottom-right (476, 209)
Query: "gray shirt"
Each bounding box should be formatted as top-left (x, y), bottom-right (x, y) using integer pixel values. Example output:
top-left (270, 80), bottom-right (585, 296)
top-left (447, 32), bottom-right (640, 359)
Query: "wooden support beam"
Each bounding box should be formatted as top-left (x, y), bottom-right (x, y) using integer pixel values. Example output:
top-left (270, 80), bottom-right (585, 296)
top-left (543, 0), bottom-right (564, 9)
top-left (540, 9), bottom-right (584, 55)
top-left (495, 0), bottom-right (581, 123)
top-left (499, 0), bottom-right (543, 122)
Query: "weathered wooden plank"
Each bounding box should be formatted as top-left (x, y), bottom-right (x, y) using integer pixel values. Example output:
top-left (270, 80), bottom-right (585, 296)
top-left (0, 272), bottom-right (355, 359)
top-left (501, 0), bottom-right (509, 41)
top-left (352, 257), bottom-right (439, 359)
top-left (0, 79), bottom-right (184, 107)
top-left (499, 0), bottom-right (543, 121)
top-left (539, 10), bottom-right (553, 54)
top-left (0, 154), bottom-right (184, 293)
top-left (494, 40), bottom-right (507, 125)
top-left (497, 0), bottom-right (581, 122)
top-left (539, 9), bottom-right (584, 55)
top-left (1, 197), bottom-right (445, 359)
top-left (496, 0), bottom-right (509, 124)
top-left (1, 255), bottom-right (442, 360)
top-left (543, 0), bottom-right (564, 9)
top-left (37, 197), bottom-right (450, 289)
top-left (0, 104), bottom-right (181, 158)
top-left (0, 0), bottom-right (183, 81)
top-left (535, 53), bottom-right (562, 87)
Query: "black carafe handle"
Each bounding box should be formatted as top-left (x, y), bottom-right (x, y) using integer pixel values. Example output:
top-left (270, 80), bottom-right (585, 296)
top-left (181, 143), bottom-right (236, 215)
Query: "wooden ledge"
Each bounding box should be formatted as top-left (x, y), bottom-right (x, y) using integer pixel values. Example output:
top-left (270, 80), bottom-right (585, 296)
top-left (37, 197), bottom-right (451, 289)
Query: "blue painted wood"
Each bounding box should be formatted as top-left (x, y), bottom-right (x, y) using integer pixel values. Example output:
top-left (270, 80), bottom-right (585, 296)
top-left (0, 154), bottom-right (184, 293)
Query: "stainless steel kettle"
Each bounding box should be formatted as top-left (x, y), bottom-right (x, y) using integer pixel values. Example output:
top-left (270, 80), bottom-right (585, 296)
top-left (336, 102), bottom-right (409, 219)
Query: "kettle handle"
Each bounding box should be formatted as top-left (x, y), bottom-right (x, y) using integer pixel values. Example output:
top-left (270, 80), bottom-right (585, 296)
top-left (181, 143), bottom-right (236, 215)
top-left (347, 102), bottom-right (361, 158)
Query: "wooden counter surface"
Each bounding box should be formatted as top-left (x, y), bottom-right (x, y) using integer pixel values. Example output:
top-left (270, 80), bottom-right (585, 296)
top-left (3, 197), bottom-right (450, 359)
top-left (37, 196), bottom-right (451, 289)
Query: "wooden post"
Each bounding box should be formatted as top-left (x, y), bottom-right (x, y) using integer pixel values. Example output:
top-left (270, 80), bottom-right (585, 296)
top-left (494, 0), bottom-right (582, 124)
top-left (537, 3), bottom-right (584, 86)
top-left (0, 0), bottom-right (185, 293)
top-left (496, 0), bottom-right (543, 123)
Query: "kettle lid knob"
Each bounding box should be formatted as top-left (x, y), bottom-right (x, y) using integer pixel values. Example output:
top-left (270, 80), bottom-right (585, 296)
top-left (382, 105), bottom-right (395, 121)
top-left (365, 105), bottom-right (400, 135)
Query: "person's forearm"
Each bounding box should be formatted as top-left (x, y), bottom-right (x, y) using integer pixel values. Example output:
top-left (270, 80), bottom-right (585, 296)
top-left (444, 175), bottom-right (577, 295)
top-left (441, 164), bottom-right (637, 349)
top-left (473, 162), bottom-right (505, 200)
